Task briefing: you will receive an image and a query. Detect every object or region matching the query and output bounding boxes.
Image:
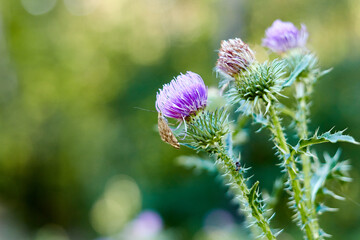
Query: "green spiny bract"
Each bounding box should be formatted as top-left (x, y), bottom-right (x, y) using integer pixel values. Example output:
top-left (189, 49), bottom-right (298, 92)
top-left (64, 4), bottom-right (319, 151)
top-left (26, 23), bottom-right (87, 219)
top-left (228, 59), bottom-right (286, 115)
top-left (186, 108), bottom-right (229, 153)
top-left (286, 51), bottom-right (318, 79)
top-left (283, 50), bottom-right (331, 89)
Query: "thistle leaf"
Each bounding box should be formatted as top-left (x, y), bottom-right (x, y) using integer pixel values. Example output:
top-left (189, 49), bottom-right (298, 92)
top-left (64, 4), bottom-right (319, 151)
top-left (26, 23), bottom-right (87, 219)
top-left (295, 129), bottom-right (359, 151)
top-left (316, 203), bottom-right (338, 214)
top-left (266, 175), bottom-right (285, 211)
top-left (181, 143), bottom-right (198, 150)
top-left (322, 188), bottom-right (345, 201)
top-left (253, 113), bottom-right (270, 130)
top-left (319, 68), bottom-right (332, 77)
top-left (311, 149), bottom-right (351, 201)
top-left (277, 103), bottom-right (296, 119)
top-left (224, 132), bottom-right (234, 157)
top-left (248, 181), bottom-right (260, 206)
top-left (283, 54), bottom-right (313, 87)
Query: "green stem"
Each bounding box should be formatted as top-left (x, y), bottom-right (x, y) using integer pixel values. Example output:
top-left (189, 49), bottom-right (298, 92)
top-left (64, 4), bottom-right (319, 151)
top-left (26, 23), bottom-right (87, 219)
top-left (268, 104), bottom-right (319, 240)
top-left (296, 83), bottom-right (312, 204)
top-left (295, 82), bottom-right (322, 239)
top-left (215, 146), bottom-right (277, 240)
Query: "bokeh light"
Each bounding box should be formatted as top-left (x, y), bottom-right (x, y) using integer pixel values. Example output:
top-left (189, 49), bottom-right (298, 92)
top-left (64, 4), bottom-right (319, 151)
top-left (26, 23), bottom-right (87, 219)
top-left (34, 224), bottom-right (69, 240)
top-left (21, 0), bottom-right (57, 15)
top-left (90, 175), bottom-right (141, 236)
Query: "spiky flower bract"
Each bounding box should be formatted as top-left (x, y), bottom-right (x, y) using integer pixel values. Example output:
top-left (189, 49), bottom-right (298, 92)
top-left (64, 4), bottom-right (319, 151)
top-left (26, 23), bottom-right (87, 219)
top-left (216, 38), bottom-right (256, 78)
top-left (284, 50), bottom-right (325, 86)
top-left (155, 71), bottom-right (208, 120)
top-left (228, 60), bottom-right (286, 115)
top-left (262, 19), bottom-right (308, 54)
top-left (187, 108), bottom-right (229, 152)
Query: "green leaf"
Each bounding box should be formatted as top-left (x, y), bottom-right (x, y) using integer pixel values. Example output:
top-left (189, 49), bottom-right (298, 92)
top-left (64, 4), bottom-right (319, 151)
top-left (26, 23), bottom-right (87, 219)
top-left (277, 103), bottom-right (296, 119)
top-left (319, 68), bottom-right (332, 78)
top-left (311, 149), bottom-right (351, 201)
top-left (253, 113), bottom-right (270, 130)
top-left (224, 133), bottom-right (233, 157)
top-left (322, 188), bottom-right (345, 201)
top-left (316, 203), bottom-right (338, 214)
top-left (248, 181), bottom-right (261, 210)
top-left (283, 54), bottom-right (313, 87)
top-left (295, 129), bottom-right (359, 151)
top-left (266, 175), bottom-right (285, 210)
top-left (176, 155), bottom-right (216, 174)
top-left (181, 143), bottom-right (198, 150)
top-left (311, 159), bottom-right (331, 202)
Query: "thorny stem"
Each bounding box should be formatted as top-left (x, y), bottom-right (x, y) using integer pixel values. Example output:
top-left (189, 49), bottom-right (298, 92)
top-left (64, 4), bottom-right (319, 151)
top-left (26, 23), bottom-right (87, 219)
top-left (215, 146), bottom-right (277, 240)
top-left (268, 104), bottom-right (319, 240)
top-left (295, 82), bottom-right (322, 239)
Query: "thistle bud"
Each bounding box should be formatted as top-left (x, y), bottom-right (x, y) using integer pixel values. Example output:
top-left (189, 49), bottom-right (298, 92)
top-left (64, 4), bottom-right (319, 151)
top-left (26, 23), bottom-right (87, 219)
top-left (186, 108), bottom-right (229, 153)
top-left (228, 60), bottom-right (286, 114)
top-left (216, 38), bottom-right (256, 78)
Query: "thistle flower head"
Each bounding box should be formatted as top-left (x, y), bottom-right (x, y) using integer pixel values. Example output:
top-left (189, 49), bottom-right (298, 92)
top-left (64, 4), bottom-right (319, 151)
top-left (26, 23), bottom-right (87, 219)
top-left (262, 20), bottom-right (308, 54)
top-left (156, 71), bottom-right (208, 120)
top-left (216, 38), bottom-right (256, 78)
top-left (228, 60), bottom-right (286, 114)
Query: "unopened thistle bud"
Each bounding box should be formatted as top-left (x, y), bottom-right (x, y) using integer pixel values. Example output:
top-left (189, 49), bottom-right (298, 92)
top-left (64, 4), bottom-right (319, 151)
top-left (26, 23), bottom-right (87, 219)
top-left (228, 60), bottom-right (286, 114)
top-left (262, 19), bottom-right (308, 54)
top-left (186, 108), bottom-right (229, 153)
top-left (216, 38), bottom-right (256, 78)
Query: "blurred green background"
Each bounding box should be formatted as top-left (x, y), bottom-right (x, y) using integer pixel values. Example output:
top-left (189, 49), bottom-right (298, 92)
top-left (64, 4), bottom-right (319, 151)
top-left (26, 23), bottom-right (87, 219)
top-left (0, 0), bottom-right (359, 239)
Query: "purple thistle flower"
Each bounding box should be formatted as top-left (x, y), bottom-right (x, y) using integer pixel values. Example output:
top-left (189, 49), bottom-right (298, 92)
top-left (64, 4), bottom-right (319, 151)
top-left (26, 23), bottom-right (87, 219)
top-left (156, 71), bottom-right (208, 120)
top-left (216, 38), bottom-right (256, 78)
top-left (122, 210), bottom-right (163, 239)
top-left (262, 19), bottom-right (308, 53)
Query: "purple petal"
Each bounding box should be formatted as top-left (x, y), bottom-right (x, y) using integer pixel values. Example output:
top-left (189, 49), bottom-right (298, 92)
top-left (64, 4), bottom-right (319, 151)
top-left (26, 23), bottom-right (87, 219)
top-left (262, 19), bottom-right (309, 53)
top-left (156, 71), bottom-right (208, 119)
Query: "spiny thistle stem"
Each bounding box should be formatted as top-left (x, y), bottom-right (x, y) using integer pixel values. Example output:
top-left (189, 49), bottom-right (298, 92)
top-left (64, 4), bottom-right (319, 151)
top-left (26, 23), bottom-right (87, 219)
top-left (295, 81), bottom-right (322, 239)
top-left (268, 104), bottom-right (319, 240)
top-left (215, 146), bottom-right (277, 240)
top-left (295, 82), bottom-right (312, 202)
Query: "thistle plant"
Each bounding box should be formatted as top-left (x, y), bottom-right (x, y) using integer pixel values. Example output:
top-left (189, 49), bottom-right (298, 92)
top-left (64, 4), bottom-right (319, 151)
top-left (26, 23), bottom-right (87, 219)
top-left (155, 72), bottom-right (277, 239)
top-left (262, 20), bottom-right (353, 239)
top-left (217, 37), bottom-right (318, 238)
top-left (153, 19), bottom-right (358, 240)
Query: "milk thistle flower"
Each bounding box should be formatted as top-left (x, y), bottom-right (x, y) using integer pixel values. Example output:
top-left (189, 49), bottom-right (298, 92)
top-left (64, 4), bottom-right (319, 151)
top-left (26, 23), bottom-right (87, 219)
top-left (155, 71), bottom-right (208, 120)
top-left (262, 19), bottom-right (308, 53)
top-left (216, 38), bottom-right (255, 78)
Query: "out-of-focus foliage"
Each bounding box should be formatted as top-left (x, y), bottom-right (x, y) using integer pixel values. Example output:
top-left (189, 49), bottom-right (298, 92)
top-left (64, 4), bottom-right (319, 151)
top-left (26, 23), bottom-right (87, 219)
top-left (0, 0), bottom-right (359, 239)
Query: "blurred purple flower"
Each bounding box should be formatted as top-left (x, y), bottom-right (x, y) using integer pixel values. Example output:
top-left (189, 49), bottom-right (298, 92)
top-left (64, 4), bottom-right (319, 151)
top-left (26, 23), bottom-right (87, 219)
top-left (204, 209), bottom-right (235, 230)
top-left (156, 71), bottom-right (208, 120)
top-left (132, 211), bottom-right (163, 237)
top-left (262, 19), bottom-right (308, 53)
top-left (123, 210), bottom-right (163, 240)
top-left (216, 38), bottom-right (255, 78)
